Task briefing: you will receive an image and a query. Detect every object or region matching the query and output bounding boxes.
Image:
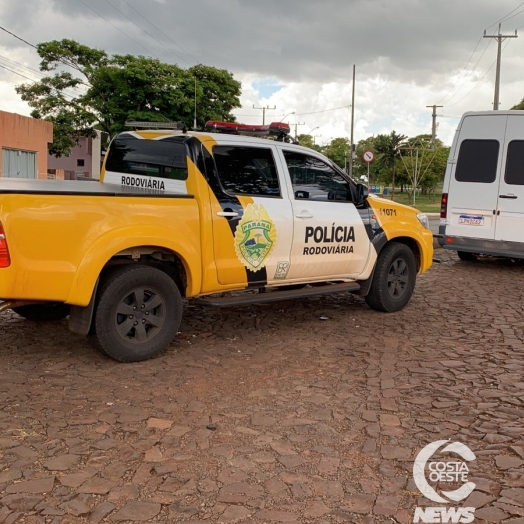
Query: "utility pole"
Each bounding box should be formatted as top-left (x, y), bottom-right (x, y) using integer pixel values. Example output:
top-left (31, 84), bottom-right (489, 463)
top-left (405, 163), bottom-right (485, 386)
top-left (253, 104), bottom-right (276, 125)
top-left (349, 64), bottom-right (356, 177)
top-left (426, 105), bottom-right (442, 150)
top-left (294, 122), bottom-right (305, 140)
top-left (484, 24), bottom-right (518, 110)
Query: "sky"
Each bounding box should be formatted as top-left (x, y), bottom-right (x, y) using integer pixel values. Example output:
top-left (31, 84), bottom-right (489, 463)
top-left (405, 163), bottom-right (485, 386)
top-left (2, 0), bottom-right (524, 147)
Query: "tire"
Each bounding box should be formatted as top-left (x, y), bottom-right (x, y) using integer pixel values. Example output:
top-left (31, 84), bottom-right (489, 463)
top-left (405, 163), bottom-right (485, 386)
top-left (12, 303), bottom-right (70, 322)
top-left (365, 242), bottom-right (417, 312)
top-left (457, 251), bottom-right (477, 261)
top-left (88, 265), bottom-right (182, 362)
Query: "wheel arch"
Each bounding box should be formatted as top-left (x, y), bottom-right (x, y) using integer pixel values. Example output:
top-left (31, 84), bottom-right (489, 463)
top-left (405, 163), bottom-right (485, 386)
top-left (68, 244), bottom-right (193, 336)
top-left (66, 225), bottom-right (201, 307)
top-left (360, 236), bottom-right (422, 297)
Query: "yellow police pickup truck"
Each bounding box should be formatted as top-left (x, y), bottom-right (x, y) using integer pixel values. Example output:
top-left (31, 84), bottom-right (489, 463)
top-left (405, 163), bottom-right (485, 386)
top-left (0, 122), bottom-right (433, 362)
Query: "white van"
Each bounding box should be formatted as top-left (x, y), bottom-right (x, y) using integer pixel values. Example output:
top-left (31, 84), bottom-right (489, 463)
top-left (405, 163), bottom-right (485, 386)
top-left (439, 110), bottom-right (524, 260)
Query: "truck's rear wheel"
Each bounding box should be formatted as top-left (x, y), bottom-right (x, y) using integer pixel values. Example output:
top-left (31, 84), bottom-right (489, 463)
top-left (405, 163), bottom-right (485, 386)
top-left (89, 265), bottom-right (182, 362)
top-left (365, 242), bottom-right (416, 312)
top-left (12, 303), bottom-right (70, 322)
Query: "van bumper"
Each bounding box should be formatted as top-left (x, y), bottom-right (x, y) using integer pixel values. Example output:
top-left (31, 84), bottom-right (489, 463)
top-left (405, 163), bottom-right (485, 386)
top-left (441, 235), bottom-right (524, 259)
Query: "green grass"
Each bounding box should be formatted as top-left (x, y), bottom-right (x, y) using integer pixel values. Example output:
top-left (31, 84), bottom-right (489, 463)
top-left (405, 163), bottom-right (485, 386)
top-left (378, 191), bottom-right (442, 213)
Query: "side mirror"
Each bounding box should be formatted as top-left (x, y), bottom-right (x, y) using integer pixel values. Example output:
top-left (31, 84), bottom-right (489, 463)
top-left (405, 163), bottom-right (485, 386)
top-left (356, 183), bottom-right (369, 204)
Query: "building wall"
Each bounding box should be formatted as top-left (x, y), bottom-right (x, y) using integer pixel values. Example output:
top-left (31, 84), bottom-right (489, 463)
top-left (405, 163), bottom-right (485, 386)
top-left (0, 110), bottom-right (53, 179)
top-left (48, 131), bottom-right (102, 180)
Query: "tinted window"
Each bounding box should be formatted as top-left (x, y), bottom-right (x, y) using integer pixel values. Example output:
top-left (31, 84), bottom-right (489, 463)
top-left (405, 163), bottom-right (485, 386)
top-left (283, 150), bottom-right (351, 201)
top-left (455, 139), bottom-right (499, 183)
top-left (105, 136), bottom-right (188, 180)
top-left (213, 146), bottom-right (280, 197)
top-left (505, 140), bottom-right (524, 185)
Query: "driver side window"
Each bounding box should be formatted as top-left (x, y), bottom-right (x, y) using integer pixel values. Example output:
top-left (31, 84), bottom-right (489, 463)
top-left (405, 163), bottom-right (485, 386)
top-left (283, 150), bottom-right (351, 202)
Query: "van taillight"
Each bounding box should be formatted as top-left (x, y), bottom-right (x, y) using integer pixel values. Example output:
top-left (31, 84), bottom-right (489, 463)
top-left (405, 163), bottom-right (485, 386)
top-left (440, 193), bottom-right (448, 219)
top-left (0, 223), bottom-right (11, 268)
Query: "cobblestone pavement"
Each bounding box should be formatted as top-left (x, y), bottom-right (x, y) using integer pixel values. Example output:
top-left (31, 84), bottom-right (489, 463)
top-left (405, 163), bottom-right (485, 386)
top-left (1, 249), bottom-right (524, 524)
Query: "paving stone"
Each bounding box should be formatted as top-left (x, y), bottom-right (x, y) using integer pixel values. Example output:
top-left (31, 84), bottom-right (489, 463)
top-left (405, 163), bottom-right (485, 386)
top-left (495, 455), bottom-right (524, 470)
top-left (312, 480), bottom-right (344, 499)
top-left (217, 505), bottom-right (252, 522)
top-left (474, 506), bottom-right (510, 522)
top-left (111, 501), bottom-right (161, 521)
top-left (255, 509), bottom-right (299, 522)
top-left (5, 478), bottom-right (54, 494)
top-left (89, 502), bottom-right (115, 524)
top-left (43, 454), bottom-right (80, 471)
top-left (146, 417), bottom-right (173, 429)
top-left (342, 494), bottom-right (375, 514)
top-left (373, 495), bottom-right (401, 516)
top-left (0, 494), bottom-right (43, 511)
top-left (77, 477), bottom-right (116, 495)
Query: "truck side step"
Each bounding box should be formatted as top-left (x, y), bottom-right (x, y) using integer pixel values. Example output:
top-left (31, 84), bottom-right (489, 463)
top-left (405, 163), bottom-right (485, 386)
top-left (193, 282), bottom-right (361, 307)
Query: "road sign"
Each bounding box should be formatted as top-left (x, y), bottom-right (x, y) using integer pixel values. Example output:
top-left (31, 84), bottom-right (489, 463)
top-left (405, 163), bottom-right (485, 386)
top-left (363, 150), bottom-right (374, 163)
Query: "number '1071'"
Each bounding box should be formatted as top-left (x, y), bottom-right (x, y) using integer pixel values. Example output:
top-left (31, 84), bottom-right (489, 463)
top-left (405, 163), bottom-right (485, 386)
top-left (378, 208), bottom-right (397, 216)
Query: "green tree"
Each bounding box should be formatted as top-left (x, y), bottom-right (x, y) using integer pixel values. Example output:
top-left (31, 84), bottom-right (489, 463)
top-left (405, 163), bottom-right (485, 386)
top-left (296, 134), bottom-right (321, 152)
top-left (16, 39), bottom-right (241, 156)
top-left (323, 137), bottom-right (350, 169)
top-left (374, 131), bottom-right (406, 199)
top-left (397, 134), bottom-right (448, 205)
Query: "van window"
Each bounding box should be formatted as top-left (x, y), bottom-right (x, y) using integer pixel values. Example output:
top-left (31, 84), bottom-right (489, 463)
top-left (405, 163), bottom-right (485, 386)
top-left (455, 139), bottom-right (499, 183)
top-left (505, 140), bottom-right (524, 185)
top-left (105, 135), bottom-right (188, 180)
top-left (213, 146), bottom-right (280, 197)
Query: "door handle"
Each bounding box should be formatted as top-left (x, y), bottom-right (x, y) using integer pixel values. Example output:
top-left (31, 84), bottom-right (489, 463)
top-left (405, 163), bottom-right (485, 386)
top-left (295, 212), bottom-right (313, 219)
top-left (217, 211), bottom-right (239, 218)
top-left (499, 194), bottom-right (518, 199)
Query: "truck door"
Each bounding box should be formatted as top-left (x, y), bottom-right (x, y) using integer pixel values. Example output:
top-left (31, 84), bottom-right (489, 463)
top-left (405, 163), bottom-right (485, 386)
top-left (494, 115), bottom-right (524, 244)
top-left (279, 149), bottom-right (370, 280)
top-left (445, 114), bottom-right (506, 240)
top-left (208, 143), bottom-right (294, 287)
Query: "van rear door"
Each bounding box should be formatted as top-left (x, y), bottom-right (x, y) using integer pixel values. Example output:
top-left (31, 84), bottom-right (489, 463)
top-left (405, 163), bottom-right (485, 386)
top-left (494, 115), bottom-right (524, 243)
top-left (445, 114), bottom-right (506, 241)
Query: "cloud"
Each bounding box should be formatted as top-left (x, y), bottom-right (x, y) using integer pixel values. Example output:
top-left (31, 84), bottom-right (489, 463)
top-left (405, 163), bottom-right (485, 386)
top-left (1, 0), bottom-right (524, 145)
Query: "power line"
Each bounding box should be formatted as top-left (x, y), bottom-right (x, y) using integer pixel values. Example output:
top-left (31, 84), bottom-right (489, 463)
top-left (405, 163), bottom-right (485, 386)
top-left (118, 0), bottom-right (200, 65)
top-left (0, 25), bottom-right (36, 48)
top-left (103, 0), bottom-right (193, 66)
top-left (0, 64), bottom-right (37, 82)
top-left (440, 4), bottom-right (524, 107)
top-left (296, 105), bottom-right (351, 116)
top-left (439, 39), bottom-right (493, 106)
top-left (485, 1), bottom-right (524, 30)
top-left (0, 64), bottom-right (77, 100)
top-left (0, 54), bottom-right (46, 78)
top-left (445, 39), bottom-right (512, 108)
top-left (435, 36), bottom-right (483, 105)
top-left (76, 0), bottom-right (158, 58)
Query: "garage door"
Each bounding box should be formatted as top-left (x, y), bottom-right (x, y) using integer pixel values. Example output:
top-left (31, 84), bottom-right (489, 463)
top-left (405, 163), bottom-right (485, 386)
top-left (2, 148), bottom-right (37, 178)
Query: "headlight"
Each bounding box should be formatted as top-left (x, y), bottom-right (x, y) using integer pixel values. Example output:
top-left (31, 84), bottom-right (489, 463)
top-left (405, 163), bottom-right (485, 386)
top-left (417, 213), bottom-right (430, 230)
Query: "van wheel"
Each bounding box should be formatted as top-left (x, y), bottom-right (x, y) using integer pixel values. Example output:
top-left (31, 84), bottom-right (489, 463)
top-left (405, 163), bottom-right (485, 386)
top-left (365, 242), bottom-right (416, 312)
top-left (89, 265), bottom-right (182, 362)
top-left (457, 251), bottom-right (477, 261)
top-left (12, 303), bottom-right (70, 322)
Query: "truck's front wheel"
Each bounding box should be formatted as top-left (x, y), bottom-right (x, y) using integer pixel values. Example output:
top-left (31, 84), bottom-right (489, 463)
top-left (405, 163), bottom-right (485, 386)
top-left (89, 265), bottom-right (182, 362)
top-left (365, 242), bottom-right (416, 312)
